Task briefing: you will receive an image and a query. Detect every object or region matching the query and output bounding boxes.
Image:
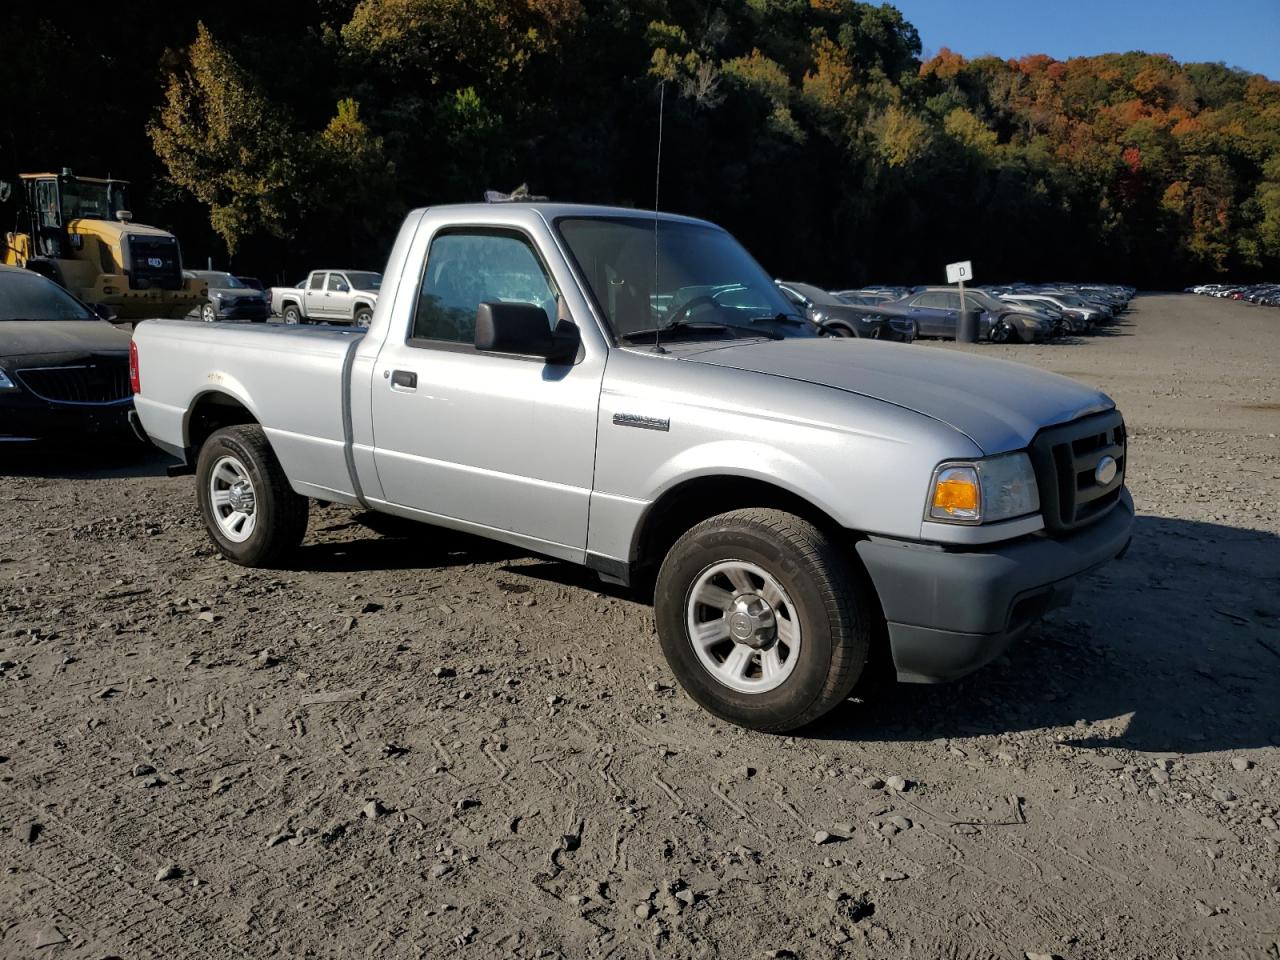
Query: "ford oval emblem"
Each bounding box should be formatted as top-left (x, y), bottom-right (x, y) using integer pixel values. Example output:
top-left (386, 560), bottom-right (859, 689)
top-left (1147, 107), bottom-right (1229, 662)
top-left (1095, 455), bottom-right (1118, 486)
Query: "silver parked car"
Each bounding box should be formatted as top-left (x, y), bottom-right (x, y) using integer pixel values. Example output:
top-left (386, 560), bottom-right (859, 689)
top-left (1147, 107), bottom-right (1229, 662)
top-left (131, 203), bottom-right (1132, 732)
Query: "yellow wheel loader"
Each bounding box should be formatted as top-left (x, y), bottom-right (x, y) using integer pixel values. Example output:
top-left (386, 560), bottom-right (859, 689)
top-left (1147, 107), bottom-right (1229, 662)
top-left (1, 170), bottom-right (206, 320)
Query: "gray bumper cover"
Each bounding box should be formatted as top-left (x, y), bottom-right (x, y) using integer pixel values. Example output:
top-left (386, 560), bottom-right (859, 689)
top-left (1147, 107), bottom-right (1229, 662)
top-left (855, 490), bottom-right (1134, 683)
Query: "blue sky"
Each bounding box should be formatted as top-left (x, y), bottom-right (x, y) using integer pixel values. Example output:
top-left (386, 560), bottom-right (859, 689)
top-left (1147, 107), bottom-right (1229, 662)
top-left (890, 0), bottom-right (1280, 80)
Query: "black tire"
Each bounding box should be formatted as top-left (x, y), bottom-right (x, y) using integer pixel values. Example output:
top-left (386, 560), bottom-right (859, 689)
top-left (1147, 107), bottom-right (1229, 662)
top-left (355, 307), bottom-right (373, 328)
top-left (196, 425), bottom-right (308, 567)
top-left (654, 508), bottom-right (875, 733)
top-left (828, 323), bottom-right (856, 338)
top-left (282, 303), bottom-right (302, 325)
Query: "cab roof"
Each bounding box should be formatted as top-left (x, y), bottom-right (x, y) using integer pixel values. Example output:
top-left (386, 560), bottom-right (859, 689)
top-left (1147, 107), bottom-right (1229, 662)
top-left (19, 173), bottom-right (129, 185)
top-left (418, 201), bottom-right (719, 230)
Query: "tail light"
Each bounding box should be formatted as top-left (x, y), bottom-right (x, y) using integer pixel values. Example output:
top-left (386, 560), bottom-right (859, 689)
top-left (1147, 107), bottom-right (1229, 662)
top-left (129, 340), bottom-right (141, 393)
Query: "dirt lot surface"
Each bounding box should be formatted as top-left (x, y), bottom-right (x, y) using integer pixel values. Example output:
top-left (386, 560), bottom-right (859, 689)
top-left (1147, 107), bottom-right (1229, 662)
top-left (1, 293), bottom-right (1278, 960)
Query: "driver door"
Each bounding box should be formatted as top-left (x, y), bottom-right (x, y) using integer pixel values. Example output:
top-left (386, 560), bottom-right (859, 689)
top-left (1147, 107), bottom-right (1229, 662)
top-left (326, 272), bottom-right (353, 321)
top-left (370, 227), bottom-right (604, 557)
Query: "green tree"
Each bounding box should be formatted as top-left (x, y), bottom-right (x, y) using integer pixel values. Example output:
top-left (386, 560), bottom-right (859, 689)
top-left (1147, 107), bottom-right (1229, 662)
top-left (149, 23), bottom-right (303, 253)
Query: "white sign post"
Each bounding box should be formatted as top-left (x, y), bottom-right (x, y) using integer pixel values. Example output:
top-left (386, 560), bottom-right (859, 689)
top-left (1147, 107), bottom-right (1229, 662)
top-left (945, 260), bottom-right (974, 341)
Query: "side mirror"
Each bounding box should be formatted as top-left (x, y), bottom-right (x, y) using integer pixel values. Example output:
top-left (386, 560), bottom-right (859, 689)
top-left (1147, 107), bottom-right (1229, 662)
top-left (475, 302), bottom-right (579, 363)
top-left (92, 303), bottom-right (117, 321)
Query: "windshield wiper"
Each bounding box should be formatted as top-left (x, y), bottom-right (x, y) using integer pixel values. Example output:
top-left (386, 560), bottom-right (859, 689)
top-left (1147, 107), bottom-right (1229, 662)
top-left (746, 312), bottom-right (807, 326)
top-left (620, 319), bottom-right (783, 343)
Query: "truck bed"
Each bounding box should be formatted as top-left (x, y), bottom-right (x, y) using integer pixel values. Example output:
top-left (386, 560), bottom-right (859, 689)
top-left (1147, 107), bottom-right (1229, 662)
top-left (131, 320), bottom-right (365, 502)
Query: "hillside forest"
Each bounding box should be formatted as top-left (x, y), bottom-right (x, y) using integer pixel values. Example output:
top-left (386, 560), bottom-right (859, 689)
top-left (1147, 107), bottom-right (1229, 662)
top-left (3, 0), bottom-right (1279, 287)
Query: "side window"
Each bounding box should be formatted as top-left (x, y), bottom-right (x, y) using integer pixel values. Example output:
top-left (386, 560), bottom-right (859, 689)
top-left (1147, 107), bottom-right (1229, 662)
top-left (327, 273), bottom-right (349, 292)
top-left (912, 292), bottom-right (942, 308)
top-left (943, 292), bottom-right (962, 310)
top-left (36, 181), bottom-right (60, 228)
top-left (309, 273), bottom-right (326, 290)
top-left (412, 230), bottom-right (558, 345)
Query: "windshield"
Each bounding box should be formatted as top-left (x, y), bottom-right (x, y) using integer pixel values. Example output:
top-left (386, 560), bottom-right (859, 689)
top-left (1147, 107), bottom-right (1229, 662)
top-left (556, 217), bottom-right (814, 340)
top-left (346, 271), bottom-right (382, 291)
top-left (0, 270), bottom-right (96, 321)
top-left (966, 290), bottom-right (1009, 311)
top-left (199, 272), bottom-right (245, 289)
top-left (780, 282), bottom-right (842, 306)
top-left (59, 179), bottom-right (129, 222)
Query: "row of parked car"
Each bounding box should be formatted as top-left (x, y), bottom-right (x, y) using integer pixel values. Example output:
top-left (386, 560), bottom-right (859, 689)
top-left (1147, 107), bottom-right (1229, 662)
top-left (777, 280), bottom-right (1134, 344)
top-left (0, 241), bottom-right (1133, 448)
top-left (181, 268), bottom-right (384, 326)
top-left (1186, 282), bottom-right (1280, 306)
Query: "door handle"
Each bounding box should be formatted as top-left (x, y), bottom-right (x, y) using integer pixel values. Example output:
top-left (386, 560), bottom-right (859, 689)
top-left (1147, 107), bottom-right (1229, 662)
top-left (390, 369), bottom-right (417, 390)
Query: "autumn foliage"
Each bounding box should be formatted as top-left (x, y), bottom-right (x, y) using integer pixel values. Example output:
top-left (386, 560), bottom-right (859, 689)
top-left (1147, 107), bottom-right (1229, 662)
top-left (3, 2), bottom-right (1277, 285)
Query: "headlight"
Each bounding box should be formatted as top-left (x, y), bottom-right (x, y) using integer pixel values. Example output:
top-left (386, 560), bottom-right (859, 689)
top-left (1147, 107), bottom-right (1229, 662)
top-left (0, 367), bottom-right (18, 393)
top-left (928, 452), bottom-right (1040, 524)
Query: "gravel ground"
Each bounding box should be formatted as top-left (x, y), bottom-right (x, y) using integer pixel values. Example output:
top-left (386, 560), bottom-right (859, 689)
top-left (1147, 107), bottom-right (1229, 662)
top-left (1, 293), bottom-right (1277, 959)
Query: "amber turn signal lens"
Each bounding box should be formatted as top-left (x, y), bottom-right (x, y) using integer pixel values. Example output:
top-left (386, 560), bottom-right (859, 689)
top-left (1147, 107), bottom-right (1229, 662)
top-left (929, 465), bottom-right (981, 521)
top-left (933, 477), bottom-right (978, 513)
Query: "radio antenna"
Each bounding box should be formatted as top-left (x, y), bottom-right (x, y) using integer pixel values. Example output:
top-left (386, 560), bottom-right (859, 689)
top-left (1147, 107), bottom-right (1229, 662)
top-left (651, 80), bottom-right (667, 354)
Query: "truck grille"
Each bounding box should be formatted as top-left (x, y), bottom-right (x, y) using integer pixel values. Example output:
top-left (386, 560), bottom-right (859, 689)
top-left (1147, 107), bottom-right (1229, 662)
top-left (1028, 409), bottom-right (1126, 534)
top-left (15, 360), bottom-right (132, 405)
top-left (127, 235), bottom-right (183, 291)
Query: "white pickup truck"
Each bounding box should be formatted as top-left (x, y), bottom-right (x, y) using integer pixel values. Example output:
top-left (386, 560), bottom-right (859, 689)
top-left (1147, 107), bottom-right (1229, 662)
top-left (269, 269), bottom-right (382, 326)
top-left (131, 202), bottom-right (1133, 732)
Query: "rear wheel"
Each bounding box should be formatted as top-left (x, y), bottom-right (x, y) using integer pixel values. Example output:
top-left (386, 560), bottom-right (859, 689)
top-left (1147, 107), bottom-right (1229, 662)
top-left (282, 303), bottom-right (302, 325)
top-left (196, 425), bottom-right (308, 567)
top-left (655, 508), bottom-right (874, 732)
top-left (355, 307), bottom-right (374, 328)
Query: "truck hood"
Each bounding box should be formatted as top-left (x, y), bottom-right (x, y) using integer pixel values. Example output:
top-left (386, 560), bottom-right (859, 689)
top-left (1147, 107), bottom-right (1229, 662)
top-left (0, 321), bottom-right (132, 359)
top-left (681, 338), bottom-right (1113, 453)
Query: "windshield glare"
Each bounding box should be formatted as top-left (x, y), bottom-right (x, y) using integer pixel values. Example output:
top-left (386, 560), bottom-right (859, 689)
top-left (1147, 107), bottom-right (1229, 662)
top-left (0, 271), bottom-right (96, 321)
top-left (60, 180), bottom-right (129, 222)
top-left (346, 272), bottom-right (382, 291)
top-left (200, 273), bottom-right (244, 288)
top-left (556, 217), bottom-right (813, 340)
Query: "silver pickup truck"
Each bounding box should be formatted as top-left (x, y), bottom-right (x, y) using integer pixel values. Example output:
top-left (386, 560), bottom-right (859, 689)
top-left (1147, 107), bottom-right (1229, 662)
top-left (131, 203), bottom-right (1133, 732)
top-left (269, 269), bottom-right (381, 326)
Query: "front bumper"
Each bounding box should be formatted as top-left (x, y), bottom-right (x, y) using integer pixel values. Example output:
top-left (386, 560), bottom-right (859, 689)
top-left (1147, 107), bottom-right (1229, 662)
top-left (855, 490), bottom-right (1134, 683)
top-left (218, 301), bottom-right (270, 321)
top-left (0, 393), bottom-right (134, 441)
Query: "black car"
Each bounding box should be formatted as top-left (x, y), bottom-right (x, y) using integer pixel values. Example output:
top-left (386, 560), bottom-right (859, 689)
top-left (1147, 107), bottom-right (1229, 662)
top-left (776, 281), bottom-right (916, 342)
top-left (186, 270), bottom-right (271, 322)
top-left (0, 265), bottom-right (135, 441)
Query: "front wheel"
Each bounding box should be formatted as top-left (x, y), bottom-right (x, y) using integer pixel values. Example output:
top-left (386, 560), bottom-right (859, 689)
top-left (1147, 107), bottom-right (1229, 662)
top-left (201, 303), bottom-right (217, 323)
top-left (655, 508), bottom-right (874, 732)
top-left (196, 425), bottom-right (309, 566)
top-left (989, 318), bottom-right (1016, 343)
